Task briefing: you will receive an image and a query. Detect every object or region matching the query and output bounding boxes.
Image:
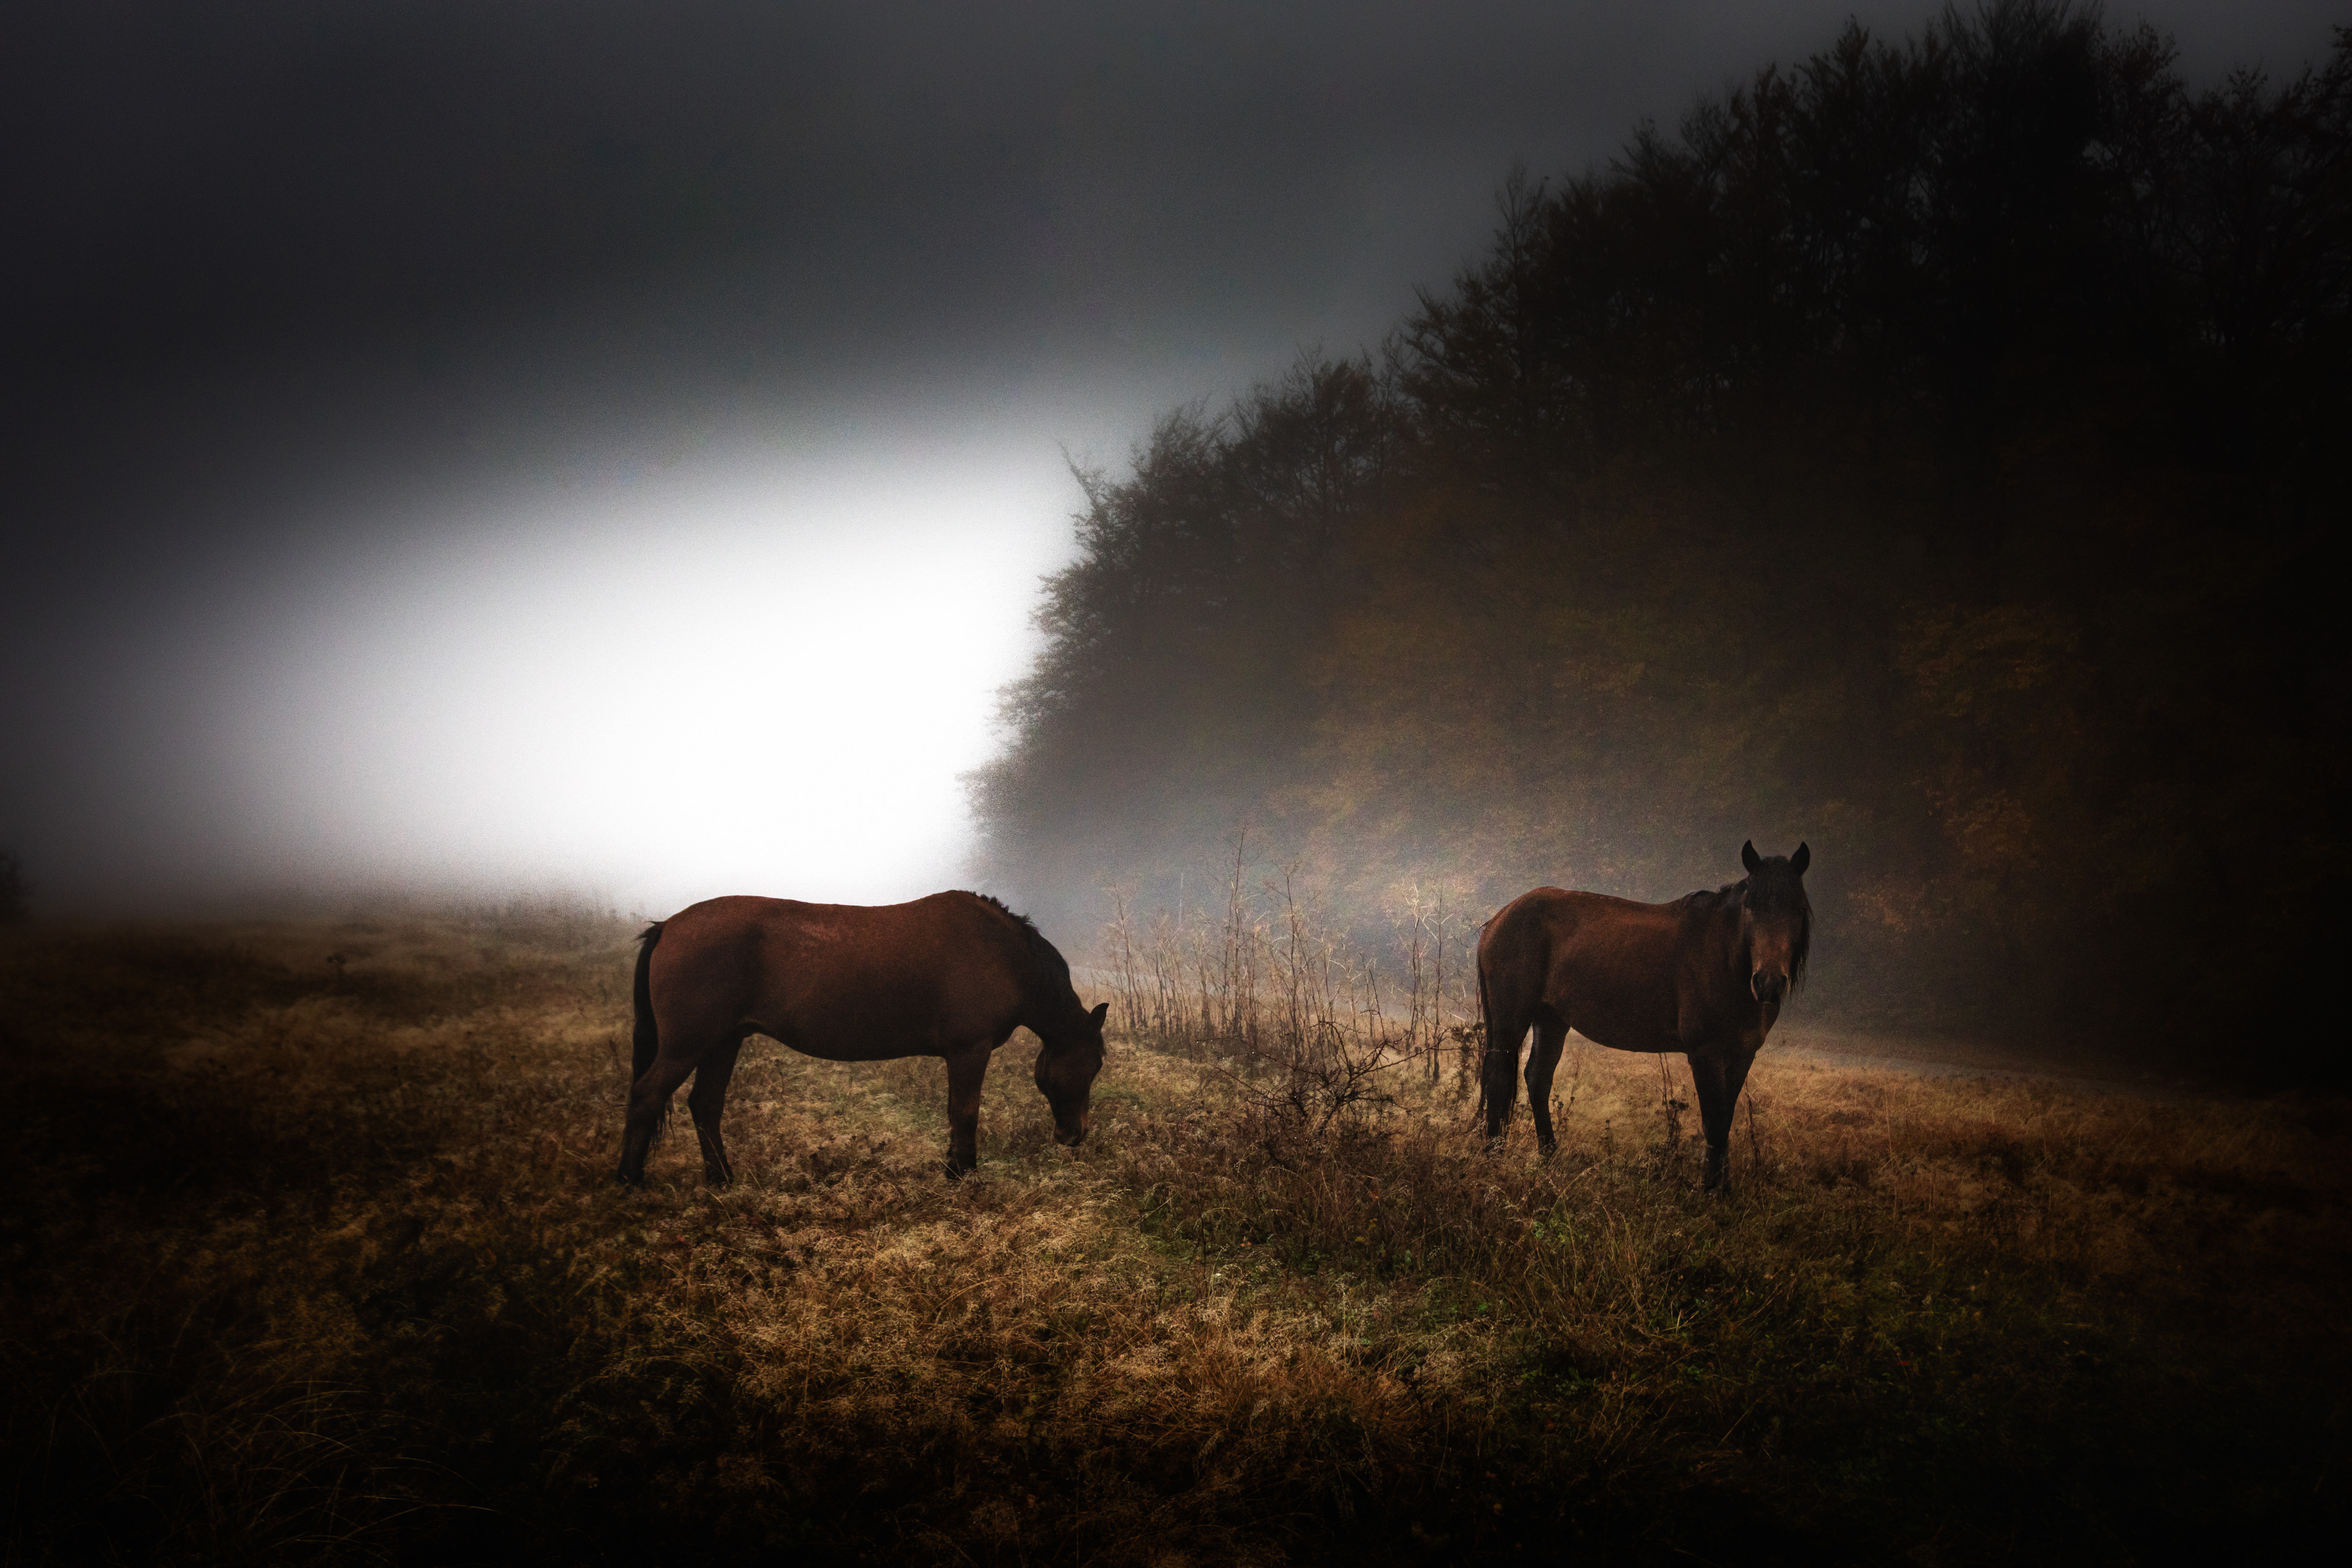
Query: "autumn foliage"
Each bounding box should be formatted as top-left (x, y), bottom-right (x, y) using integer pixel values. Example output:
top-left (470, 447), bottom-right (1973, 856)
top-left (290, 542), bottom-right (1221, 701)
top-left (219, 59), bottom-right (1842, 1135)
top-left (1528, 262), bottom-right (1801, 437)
top-left (971, 2), bottom-right (2352, 1078)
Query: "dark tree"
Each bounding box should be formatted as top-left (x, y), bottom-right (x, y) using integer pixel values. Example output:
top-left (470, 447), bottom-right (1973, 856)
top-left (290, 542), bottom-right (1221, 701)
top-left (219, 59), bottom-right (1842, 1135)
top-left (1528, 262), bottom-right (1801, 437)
top-left (0, 851), bottom-right (27, 924)
top-left (974, 3), bottom-right (2352, 1081)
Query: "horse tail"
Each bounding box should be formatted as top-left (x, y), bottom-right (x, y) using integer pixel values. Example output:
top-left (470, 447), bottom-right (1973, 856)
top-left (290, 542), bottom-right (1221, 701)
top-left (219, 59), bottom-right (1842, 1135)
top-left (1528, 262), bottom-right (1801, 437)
top-left (1473, 950), bottom-right (1494, 1125)
top-left (632, 921), bottom-right (666, 1129)
top-left (1474, 915), bottom-right (1507, 1127)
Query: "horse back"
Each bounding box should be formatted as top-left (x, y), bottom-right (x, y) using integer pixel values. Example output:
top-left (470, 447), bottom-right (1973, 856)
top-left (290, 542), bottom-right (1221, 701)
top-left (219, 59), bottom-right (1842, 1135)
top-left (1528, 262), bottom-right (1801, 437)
top-left (1482, 888), bottom-right (1692, 1053)
top-left (649, 892), bottom-right (1033, 1061)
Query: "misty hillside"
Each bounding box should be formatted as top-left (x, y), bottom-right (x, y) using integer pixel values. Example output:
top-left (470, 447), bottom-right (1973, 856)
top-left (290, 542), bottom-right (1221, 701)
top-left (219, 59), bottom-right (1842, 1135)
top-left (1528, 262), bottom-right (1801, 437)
top-left (972, 1), bottom-right (2352, 1076)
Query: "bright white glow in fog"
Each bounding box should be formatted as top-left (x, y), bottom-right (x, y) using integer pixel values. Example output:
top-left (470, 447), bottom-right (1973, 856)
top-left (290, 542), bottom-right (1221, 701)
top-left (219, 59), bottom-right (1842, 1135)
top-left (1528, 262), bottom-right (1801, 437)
top-left (199, 444), bottom-right (1072, 914)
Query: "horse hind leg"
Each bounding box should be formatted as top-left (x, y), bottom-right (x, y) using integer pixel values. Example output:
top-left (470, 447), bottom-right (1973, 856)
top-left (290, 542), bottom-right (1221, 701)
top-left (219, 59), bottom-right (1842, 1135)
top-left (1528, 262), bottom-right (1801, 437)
top-left (942, 1044), bottom-right (990, 1178)
top-left (686, 1033), bottom-right (749, 1187)
top-left (1523, 1015), bottom-right (1568, 1157)
top-left (617, 1049), bottom-right (700, 1188)
top-left (1482, 1006), bottom-right (1528, 1143)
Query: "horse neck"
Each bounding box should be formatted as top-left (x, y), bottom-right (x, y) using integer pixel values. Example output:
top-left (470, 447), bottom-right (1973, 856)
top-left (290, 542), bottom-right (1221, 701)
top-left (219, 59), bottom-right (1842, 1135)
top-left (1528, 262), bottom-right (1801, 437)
top-left (1022, 978), bottom-right (1087, 1044)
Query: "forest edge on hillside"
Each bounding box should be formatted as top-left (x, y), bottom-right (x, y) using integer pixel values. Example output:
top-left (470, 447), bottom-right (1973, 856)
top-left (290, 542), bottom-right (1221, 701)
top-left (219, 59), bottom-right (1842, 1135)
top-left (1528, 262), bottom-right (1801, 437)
top-left (968, 1), bottom-right (2352, 1089)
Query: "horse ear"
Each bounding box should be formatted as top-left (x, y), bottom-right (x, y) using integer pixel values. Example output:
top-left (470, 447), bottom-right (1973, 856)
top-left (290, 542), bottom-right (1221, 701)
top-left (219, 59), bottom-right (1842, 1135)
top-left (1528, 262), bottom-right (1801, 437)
top-left (1741, 840), bottom-right (1762, 874)
top-left (1090, 1001), bottom-right (1109, 1027)
top-left (1791, 842), bottom-right (1811, 876)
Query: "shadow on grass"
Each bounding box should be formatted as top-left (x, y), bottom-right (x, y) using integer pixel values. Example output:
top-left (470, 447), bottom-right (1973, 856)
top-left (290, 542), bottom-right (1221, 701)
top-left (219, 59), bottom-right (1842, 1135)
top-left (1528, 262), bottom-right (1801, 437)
top-left (1, 916), bottom-right (2346, 1564)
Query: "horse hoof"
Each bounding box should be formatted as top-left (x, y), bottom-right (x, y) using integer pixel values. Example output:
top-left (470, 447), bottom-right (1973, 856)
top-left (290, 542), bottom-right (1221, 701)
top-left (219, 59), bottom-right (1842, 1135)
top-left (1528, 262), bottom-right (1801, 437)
top-left (1537, 1137), bottom-right (1558, 1159)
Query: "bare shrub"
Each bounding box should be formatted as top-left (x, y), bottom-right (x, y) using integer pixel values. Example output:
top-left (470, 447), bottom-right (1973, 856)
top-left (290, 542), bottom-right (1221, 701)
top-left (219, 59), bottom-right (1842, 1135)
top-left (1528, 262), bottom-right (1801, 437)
top-left (5, 914), bottom-right (2348, 1563)
top-left (1094, 846), bottom-right (1484, 1147)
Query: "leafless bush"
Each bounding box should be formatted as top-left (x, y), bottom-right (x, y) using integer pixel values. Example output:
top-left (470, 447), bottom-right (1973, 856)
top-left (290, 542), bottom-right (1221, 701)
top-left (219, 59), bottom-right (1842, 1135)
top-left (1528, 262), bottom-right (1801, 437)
top-left (1099, 848), bottom-right (1491, 1142)
top-left (7, 914), bottom-right (2350, 1564)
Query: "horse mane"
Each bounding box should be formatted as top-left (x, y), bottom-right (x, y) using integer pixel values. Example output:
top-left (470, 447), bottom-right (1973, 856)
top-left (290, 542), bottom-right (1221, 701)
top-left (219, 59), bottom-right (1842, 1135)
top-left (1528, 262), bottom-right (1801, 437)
top-left (967, 889), bottom-right (1031, 927)
top-left (1790, 896), bottom-right (1811, 992)
top-left (961, 891), bottom-right (1076, 997)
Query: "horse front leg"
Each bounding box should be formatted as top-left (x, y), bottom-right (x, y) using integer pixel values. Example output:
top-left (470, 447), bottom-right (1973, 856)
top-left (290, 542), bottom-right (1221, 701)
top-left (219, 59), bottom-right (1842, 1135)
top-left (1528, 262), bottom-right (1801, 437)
top-left (1720, 1049), bottom-right (1755, 1188)
top-left (1689, 1050), bottom-right (1754, 1193)
top-left (943, 1045), bottom-right (990, 1178)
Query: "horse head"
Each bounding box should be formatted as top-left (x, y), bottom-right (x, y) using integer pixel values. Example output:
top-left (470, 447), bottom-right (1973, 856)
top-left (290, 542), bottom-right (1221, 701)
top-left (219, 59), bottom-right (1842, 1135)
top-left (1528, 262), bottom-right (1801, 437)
top-left (1738, 840), bottom-right (1812, 1013)
top-left (1035, 1000), bottom-right (1109, 1147)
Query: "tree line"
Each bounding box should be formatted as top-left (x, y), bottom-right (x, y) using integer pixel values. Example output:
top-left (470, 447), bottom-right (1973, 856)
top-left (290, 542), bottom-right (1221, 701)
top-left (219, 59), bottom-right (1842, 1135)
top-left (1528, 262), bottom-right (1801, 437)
top-left (971, 1), bottom-right (2350, 1079)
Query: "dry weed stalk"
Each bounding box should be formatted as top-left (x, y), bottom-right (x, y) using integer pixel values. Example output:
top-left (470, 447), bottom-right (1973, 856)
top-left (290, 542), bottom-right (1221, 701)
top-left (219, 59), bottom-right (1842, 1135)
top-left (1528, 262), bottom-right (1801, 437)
top-left (3, 911), bottom-right (2346, 1565)
top-left (1093, 852), bottom-right (1480, 1113)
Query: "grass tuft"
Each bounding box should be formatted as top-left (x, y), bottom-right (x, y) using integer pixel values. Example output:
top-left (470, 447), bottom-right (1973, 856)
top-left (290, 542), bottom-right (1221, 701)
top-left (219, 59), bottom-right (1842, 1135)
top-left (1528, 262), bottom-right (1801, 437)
top-left (2, 912), bottom-right (2345, 1562)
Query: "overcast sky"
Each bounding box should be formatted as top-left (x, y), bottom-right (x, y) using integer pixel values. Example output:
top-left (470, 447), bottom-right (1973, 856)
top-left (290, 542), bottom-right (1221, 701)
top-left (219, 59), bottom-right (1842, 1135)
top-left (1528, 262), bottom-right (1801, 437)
top-left (2, 1), bottom-right (2339, 916)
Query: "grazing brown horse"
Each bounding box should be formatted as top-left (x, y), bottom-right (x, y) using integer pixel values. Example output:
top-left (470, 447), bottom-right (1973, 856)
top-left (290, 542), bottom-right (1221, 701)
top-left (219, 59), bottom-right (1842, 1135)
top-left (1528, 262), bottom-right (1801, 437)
top-left (616, 891), bottom-right (1107, 1186)
top-left (1478, 841), bottom-right (1811, 1191)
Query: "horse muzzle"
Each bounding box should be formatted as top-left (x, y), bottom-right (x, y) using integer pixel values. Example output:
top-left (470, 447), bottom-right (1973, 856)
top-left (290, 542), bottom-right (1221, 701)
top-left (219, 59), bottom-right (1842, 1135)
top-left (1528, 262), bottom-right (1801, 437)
top-left (1054, 1112), bottom-right (1091, 1148)
top-left (1751, 971), bottom-right (1788, 1007)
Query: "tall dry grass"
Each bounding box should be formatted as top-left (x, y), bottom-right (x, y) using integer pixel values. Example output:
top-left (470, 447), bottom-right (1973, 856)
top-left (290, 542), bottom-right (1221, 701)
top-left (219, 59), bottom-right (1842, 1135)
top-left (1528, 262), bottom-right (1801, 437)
top-left (1098, 849), bottom-right (1488, 1136)
top-left (1, 904), bottom-right (2345, 1564)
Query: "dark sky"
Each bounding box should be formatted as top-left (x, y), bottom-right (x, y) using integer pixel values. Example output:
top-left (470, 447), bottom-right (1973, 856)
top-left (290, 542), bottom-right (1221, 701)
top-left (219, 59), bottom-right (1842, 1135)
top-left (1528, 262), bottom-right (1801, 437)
top-left (2, 1), bottom-right (2339, 913)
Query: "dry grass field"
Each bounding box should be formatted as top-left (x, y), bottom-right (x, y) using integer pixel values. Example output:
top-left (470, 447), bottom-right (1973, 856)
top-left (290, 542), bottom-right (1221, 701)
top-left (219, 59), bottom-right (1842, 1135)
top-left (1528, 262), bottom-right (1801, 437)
top-left (2, 908), bottom-right (2346, 1564)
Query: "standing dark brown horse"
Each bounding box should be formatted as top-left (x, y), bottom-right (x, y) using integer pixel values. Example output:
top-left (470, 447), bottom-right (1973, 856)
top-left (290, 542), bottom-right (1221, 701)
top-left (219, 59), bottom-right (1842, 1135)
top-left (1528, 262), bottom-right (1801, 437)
top-left (1478, 841), bottom-right (1811, 1191)
top-left (616, 891), bottom-right (1107, 1186)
